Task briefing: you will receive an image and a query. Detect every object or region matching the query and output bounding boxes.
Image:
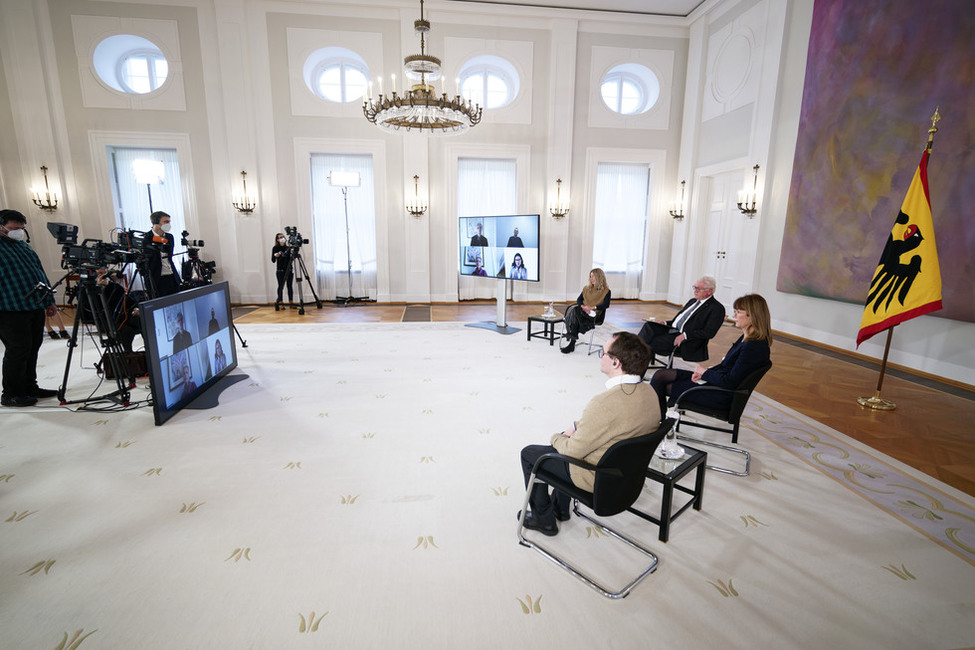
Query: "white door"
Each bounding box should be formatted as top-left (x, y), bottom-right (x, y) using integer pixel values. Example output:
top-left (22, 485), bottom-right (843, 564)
top-left (700, 169), bottom-right (760, 311)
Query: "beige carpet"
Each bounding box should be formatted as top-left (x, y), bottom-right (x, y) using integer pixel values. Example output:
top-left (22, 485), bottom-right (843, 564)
top-left (2, 322), bottom-right (974, 649)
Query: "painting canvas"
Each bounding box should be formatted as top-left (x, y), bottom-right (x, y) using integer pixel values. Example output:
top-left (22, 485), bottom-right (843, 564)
top-left (777, 0), bottom-right (975, 322)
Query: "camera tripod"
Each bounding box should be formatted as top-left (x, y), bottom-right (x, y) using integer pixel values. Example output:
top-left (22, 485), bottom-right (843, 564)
top-left (285, 246), bottom-right (323, 315)
top-left (53, 270), bottom-right (135, 406)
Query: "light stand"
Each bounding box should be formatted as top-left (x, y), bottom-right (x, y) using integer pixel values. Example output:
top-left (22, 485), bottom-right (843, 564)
top-left (328, 171), bottom-right (370, 305)
top-left (133, 159), bottom-right (165, 213)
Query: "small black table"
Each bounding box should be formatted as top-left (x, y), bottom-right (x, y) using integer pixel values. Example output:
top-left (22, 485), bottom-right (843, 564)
top-left (630, 445), bottom-right (707, 542)
top-left (527, 315), bottom-right (563, 346)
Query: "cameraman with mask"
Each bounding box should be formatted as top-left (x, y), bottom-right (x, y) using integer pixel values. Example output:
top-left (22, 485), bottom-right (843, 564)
top-left (141, 211), bottom-right (181, 297)
top-left (0, 209), bottom-right (59, 407)
top-left (271, 231), bottom-right (294, 310)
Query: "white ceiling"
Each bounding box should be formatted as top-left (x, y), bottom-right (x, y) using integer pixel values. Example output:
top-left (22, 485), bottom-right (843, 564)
top-left (445, 0), bottom-right (707, 18)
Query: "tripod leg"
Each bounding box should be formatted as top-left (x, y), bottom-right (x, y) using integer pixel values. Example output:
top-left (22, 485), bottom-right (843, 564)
top-left (294, 253), bottom-right (323, 309)
top-left (58, 289), bottom-right (87, 403)
top-left (290, 253), bottom-right (305, 315)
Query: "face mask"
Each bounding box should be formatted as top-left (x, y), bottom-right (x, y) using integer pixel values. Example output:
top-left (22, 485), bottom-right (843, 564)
top-left (4, 227), bottom-right (27, 241)
top-left (160, 223), bottom-right (172, 233)
top-left (278, 237), bottom-right (286, 244)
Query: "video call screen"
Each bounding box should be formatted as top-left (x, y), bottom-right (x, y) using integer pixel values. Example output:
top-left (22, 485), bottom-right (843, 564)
top-left (140, 282), bottom-right (237, 425)
top-left (458, 214), bottom-right (540, 283)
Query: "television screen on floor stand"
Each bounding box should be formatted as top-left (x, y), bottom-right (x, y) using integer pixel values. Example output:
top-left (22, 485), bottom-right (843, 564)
top-left (140, 282), bottom-right (238, 425)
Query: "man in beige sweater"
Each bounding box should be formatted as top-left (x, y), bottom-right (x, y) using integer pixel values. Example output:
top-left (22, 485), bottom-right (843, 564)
top-left (519, 331), bottom-right (661, 536)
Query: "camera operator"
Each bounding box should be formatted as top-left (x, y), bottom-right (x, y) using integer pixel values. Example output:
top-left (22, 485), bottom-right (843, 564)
top-left (0, 209), bottom-right (59, 407)
top-left (271, 232), bottom-right (294, 309)
top-left (93, 268), bottom-right (142, 353)
top-left (141, 211), bottom-right (181, 297)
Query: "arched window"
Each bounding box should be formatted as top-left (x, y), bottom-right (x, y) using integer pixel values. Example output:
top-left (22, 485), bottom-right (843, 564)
top-left (600, 63), bottom-right (660, 115)
top-left (303, 48), bottom-right (370, 103)
top-left (93, 35), bottom-right (169, 95)
top-left (458, 55), bottom-right (519, 109)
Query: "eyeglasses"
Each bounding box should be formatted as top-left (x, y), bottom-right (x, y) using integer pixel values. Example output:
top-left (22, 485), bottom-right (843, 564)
top-left (597, 348), bottom-right (616, 360)
top-left (692, 285), bottom-right (708, 291)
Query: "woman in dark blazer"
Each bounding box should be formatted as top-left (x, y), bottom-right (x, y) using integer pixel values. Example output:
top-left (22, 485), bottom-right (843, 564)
top-left (649, 293), bottom-right (772, 416)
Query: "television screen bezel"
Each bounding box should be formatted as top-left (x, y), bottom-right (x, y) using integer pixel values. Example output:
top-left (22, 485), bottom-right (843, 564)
top-left (140, 281), bottom-right (238, 426)
top-left (458, 213), bottom-right (541, 283)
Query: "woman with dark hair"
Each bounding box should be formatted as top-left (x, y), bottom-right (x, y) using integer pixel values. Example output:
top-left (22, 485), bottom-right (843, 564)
top-left (271, 232), bottom-right (294, 310)
top-left (510, 253), bottom-right (528, 280)
top-left (560, 268), bottom-right (611, 354)
top-left (649, 293), bottom-right (772, 415)
top-left (213, 339), bottom-right (227, 373)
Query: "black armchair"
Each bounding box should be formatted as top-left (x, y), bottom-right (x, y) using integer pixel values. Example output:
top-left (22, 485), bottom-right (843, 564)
top-left (673, 361), bottom-right (772, 476)
top-left (517, 418), bottom-right (676, 599)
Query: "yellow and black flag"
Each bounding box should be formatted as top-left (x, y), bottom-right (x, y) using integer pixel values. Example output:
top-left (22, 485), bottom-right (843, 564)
top-left (857, 149), bottom-right (942, 347)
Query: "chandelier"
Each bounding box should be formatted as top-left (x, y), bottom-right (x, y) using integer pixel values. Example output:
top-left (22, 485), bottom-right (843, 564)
top-left (362, 0), bottom-right (481, 135)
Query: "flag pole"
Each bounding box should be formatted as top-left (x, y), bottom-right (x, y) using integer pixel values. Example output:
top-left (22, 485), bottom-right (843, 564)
top-left (856, 107), bottom-right (940, 412)
top-left (857, 327), bottom-right (896, 410)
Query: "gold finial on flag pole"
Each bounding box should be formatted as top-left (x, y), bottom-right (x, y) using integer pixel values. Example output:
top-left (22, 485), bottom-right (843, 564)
top-left (926, 106), bottom-right (940, 151)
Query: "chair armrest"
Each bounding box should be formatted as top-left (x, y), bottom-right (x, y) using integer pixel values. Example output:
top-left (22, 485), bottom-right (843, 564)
top-left (530, 452), bottom-right (622, 478)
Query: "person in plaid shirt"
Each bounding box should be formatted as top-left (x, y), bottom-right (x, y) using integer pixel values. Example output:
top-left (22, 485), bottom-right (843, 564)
top-left (0, 209), bottom-right (60, 407)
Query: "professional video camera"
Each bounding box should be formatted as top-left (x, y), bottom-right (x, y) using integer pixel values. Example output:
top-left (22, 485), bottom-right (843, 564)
top-left (47, 222), bottom-right (138, 270)
top-left (284, 225), bottom-right (309, 249)
top-left (180, 229), bottom-right (217, 288)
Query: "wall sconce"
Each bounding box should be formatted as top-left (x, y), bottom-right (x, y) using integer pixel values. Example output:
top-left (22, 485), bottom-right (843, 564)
top-left (406, 175), bottom-right (427, 218)
top-left (669, 180), bottom-right (686, 221)
top-left (549, 178), bottom-right (569, 220)
top-left (737, 164), bottom-right (760, 216)
top-left (232, 170), bottom-right (256, 214)
top-left (31, 165), bottom-right (59, 212)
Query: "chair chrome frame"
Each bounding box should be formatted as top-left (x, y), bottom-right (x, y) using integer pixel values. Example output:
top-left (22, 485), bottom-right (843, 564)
top-left (672, 362), bottom-right (772, 477)
top-left (517, 419), bottom-right (675, 599)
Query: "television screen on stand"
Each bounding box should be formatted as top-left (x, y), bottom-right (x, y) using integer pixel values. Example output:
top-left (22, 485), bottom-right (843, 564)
top-left (140, 281), bottom-right (238, 425)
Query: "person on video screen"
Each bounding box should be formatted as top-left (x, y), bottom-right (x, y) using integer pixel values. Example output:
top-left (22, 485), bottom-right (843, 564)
top-left (510, 253), bottom-right (528, 280)
top-left (172, 311), bottom-right (193, 353)
top-left (180, 365), bottom-right (198, 399)
top-left (213, 339), bottom-right (227, 373)
top-left (469, 223), bottom-right (488, 246)
top-left (506, 227), bottom-right (524, 247)
top-left (472, 254), bottom-right (488, 276)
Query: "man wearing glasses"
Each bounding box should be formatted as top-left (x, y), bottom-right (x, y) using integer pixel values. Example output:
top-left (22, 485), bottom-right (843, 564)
top-left (637, 275), bottom-right (724, 363)
top-left (518, 331), bottom-right (660, 536)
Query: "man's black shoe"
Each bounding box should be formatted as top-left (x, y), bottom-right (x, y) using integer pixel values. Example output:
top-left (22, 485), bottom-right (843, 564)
top-left (1, 395), bottom-right (38, 407)
top-left (517, 510), bottom-right (559, 537)
top-left (560, 339), bottom-right (575, 354)
top-left (30, 387), bottom-right (59, 399)
top-left (554, 509), bottom-right (571, 522)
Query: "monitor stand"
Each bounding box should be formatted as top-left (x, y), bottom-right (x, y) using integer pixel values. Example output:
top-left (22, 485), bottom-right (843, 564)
top-left (184, 373), bottom-right (250, 410)
top-left (465, 278), bottom-right (521, 335)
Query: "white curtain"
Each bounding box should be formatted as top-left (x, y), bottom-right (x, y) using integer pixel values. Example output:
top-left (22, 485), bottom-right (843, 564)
top-left (310, 154), bottom-right (377, 301)
top-left (457, 157), bottom-right (517, 300)
top-left (108, 147), bottom-right (185, 290)
top-left (592, 163), bottom-right (649, 299)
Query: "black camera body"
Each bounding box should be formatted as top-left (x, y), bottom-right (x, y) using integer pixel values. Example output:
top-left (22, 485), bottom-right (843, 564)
top-left (284, 225), bottom-right (309, 249)
top-left (180, 229), bottom-right (205, 249)
top-left (61, 238), bottom-right (138, 271)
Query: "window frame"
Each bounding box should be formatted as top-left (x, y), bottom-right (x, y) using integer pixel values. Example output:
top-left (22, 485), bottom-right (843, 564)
top-left (314, 59), bottom-right (369, 103)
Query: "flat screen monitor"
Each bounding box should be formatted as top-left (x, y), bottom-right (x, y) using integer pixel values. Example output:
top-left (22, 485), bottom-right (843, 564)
top-left (458, 214), bottom-right (540, 282)
top-left (140, 282), bottom-right (238, 425)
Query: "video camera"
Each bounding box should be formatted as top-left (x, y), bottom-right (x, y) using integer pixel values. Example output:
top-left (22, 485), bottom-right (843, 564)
top-left (47, 222), bottom-right (139, 271)
top-left (180, 229), bottom-right (205, 249)
top-left (284, 226), bottom-right (309, 249)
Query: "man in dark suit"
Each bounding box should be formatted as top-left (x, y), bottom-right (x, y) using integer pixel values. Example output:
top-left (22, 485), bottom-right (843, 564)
top-left (638, 275), bottom-right (724, 363)
top-left (506, 227), bottom-right (524, 247)
top-left (469, 223), bottom-right (488, 246)
top-left (140, 211), bottom-right (181, 298)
